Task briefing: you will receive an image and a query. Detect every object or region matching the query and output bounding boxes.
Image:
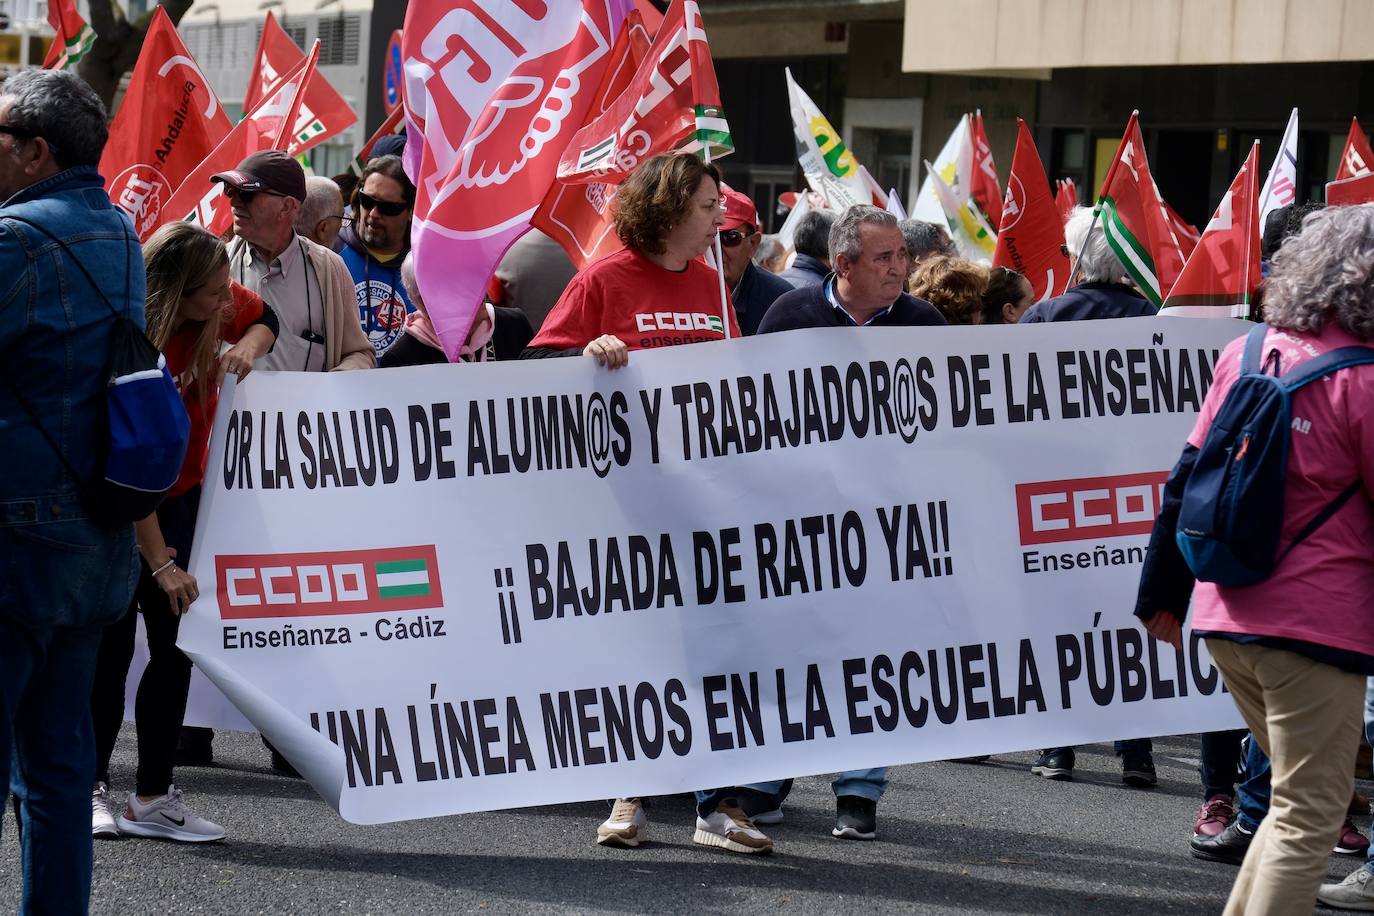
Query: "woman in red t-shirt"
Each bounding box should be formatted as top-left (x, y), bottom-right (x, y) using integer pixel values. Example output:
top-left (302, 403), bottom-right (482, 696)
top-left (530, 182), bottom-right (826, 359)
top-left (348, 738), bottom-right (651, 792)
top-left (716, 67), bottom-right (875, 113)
top-left (88, 222), bottom-right (277, 844)
top-left (523, 151), bottom-right (741, 365)
top-left (523, 154), bottom-right (766, 853)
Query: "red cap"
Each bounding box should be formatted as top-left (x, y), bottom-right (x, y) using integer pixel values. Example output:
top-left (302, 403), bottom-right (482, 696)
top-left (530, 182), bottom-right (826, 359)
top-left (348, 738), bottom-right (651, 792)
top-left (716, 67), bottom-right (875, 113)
top-left (720, 185), bottom-right (758, 232)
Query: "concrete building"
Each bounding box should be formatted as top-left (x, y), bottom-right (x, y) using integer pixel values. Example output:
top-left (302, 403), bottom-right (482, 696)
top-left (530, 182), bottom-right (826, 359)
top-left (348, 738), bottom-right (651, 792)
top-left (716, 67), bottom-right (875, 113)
top-left (703, 0), bottom-right (1372, 230)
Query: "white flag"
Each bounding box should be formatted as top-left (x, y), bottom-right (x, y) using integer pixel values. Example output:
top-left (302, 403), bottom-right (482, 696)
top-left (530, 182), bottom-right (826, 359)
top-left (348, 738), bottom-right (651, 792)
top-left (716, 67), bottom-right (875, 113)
top-left (925, 159), bottom-right (997, 262)
top-left (784, 68), bottom-right (872, 210)
top-left (886, 189), bottom-right (907, 220)
top-left (1258, 108), bottom-right (1299, 236)
top-left (913, 114), bottom-right (972, 227)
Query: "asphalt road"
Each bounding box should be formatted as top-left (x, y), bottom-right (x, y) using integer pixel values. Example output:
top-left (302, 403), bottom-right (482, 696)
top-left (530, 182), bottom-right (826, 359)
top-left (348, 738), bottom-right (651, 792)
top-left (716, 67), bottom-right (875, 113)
top-left (2, 732), bottom-right (1368, 914)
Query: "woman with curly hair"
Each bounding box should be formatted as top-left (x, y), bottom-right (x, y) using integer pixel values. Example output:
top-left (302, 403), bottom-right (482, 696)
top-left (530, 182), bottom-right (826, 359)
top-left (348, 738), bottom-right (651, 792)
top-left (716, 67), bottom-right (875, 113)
top-left (522, 151), bottom-right (740, 365)
top-left (1137, 204), bottom-right (1374, 915)
top-left (907, 255), bottom-right (989, 325)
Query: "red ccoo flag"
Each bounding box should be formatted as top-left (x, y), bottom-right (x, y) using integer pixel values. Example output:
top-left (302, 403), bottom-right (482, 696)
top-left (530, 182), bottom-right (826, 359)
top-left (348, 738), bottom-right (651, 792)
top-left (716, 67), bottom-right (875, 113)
top-left (532, 10), bottom-right (653, 269)
top-left (1161, 142), bottom-right (1261, 318)
top-left (969, 110), bottom-right (1002, 229)
top-left (1335, 117), bottom-right (1374, 180)
top-left (1162, 200), bottom-right (1201, 259)
top-left (99, 7), bottom-right (231, 240)
top-left (243, 11), bottom-right (356, 158)
top-left (1054, 178), bottom-right (1077, 225)
top-left (158, 45), bottom-right (318, 238)
top-left (1092, 112), bottom-right (1185, 307)
top-left (993, 119), bottom-right (1068, 302)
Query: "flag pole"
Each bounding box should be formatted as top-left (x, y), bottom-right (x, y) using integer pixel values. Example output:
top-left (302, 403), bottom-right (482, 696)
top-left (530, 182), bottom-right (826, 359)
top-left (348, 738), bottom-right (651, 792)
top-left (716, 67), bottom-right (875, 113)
top-left (705, 142), bottom-right (731, 340)
top-left (1243, 140), bottom-right (1260, 320)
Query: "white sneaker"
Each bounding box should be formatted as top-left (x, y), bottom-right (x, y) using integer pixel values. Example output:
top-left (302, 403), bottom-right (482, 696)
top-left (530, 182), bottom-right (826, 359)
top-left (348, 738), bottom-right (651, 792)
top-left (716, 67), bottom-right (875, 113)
top-left (115, 785), bottom-right (225, 843)
top-left (91, 783), bottom-right (119, 838)
top-left (693, 800), bottom-right (774, 854)
top-left (596, 797), bottom-right (647, 848)
top-left (1318, 867), bottom-right (1374, 911)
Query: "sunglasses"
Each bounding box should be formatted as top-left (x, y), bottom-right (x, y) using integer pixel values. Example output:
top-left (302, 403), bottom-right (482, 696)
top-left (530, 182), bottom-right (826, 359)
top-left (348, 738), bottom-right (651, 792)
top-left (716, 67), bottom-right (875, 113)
top-left (224, 185), bottom-right (283, 206)
top-left (357, 191), bottom-right (410, 217)
top-left (719, 228), bottom-right (752, 248)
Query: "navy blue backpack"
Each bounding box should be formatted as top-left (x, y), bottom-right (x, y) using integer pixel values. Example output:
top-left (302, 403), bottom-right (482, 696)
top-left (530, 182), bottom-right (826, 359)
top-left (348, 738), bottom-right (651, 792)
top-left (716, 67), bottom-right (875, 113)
top-left (0, 214), bottom-right (189, 528)
top-left (1176, 322), bottom-right (1374, 586)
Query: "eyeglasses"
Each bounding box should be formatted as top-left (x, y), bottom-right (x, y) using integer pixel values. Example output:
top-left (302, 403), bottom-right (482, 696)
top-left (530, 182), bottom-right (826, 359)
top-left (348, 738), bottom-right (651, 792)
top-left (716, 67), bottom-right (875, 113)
top-left (719, 228), bottom-right (752, 248)
top-left (356, 192), bottom-right (410, 217)
top-left (223, 185), bottom-right (284, 206)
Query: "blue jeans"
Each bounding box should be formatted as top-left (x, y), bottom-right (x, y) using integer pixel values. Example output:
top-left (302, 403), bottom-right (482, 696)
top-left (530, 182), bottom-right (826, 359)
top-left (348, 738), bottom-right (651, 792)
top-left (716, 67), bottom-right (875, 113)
top-left (696, 769), bottom-right (889, 815)
top-left (0, 504), bottom-right (138, 915)
top-left (1236, 735), bottom-right (1272, 832)
top-left (1199, 729), bottom-right (1248, 798)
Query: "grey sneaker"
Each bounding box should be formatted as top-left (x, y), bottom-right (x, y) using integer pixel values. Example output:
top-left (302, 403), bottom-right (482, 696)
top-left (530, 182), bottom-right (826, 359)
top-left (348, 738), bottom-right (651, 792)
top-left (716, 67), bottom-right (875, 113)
top-left (115, 785), bottom-right (225, 843)
top-left (1318, 867), bottom-right (1374, 911)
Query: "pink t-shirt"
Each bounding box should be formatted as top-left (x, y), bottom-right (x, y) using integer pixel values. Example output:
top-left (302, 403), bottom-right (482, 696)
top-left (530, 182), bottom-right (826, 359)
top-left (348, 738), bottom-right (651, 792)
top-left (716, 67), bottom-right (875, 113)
top-left (1187, 323), bottom-right (1374, 656)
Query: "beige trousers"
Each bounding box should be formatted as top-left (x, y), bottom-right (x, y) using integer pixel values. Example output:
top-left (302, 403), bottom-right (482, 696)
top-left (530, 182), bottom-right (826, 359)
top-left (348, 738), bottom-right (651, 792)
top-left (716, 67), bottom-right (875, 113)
top-left (1207, 638), bottom-right (1365, 916)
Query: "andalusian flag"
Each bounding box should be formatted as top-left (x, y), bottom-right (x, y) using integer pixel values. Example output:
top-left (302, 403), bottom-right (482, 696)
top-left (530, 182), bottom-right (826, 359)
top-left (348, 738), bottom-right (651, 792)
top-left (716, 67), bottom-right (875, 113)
top-left (1093, 112), bottom-right (1185, 307)
top-left (43, 0), bottom-right (96, 70)
top-left (375, 557), bottom-right (433, 599)
top-left (1162, 143), bottom-right (1261, 319)
top-left (784, 67), bottom-right (874, 210)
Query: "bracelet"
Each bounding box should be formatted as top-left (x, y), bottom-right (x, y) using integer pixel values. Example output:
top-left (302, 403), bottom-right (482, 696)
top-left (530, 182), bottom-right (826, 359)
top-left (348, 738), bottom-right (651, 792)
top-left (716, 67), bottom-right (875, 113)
top-left (150, 559), bottom-right (177, 579)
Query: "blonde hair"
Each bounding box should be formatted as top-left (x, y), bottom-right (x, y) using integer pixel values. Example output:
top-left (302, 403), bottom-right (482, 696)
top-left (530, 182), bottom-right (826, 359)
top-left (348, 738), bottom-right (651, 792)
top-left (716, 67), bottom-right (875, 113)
top-left (142, 222), bottom-right (229, 407)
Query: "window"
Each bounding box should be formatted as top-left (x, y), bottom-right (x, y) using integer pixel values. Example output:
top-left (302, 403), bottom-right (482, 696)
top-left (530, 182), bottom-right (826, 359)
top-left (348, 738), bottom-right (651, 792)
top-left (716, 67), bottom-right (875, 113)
top-left (318, 14), bottom-right (360, 66)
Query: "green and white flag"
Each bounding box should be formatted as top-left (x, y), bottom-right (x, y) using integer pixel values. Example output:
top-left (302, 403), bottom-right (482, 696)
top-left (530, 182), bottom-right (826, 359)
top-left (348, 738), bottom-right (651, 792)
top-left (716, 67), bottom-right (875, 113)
top-left (375, 558), bottom-right (433, 599)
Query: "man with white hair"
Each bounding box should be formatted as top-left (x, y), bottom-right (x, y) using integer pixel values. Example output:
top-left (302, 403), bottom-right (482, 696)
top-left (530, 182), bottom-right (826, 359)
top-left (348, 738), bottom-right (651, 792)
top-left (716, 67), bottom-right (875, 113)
top-left (1019, 207), bottom-right (1156, 322)
top-left (294, 176), bottom-right (347, 249)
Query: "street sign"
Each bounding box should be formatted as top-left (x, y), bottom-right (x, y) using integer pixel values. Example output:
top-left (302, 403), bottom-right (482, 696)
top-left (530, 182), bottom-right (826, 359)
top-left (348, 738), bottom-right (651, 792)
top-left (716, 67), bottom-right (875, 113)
top-left (383, 29), bottom-right (402, 113)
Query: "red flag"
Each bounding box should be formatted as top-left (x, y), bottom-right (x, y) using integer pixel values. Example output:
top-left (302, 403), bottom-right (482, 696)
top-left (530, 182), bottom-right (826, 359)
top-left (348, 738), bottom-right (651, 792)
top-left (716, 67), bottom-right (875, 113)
top-left (532, 11), bottom-right (653, 268)
top-left (43, 0), bottom-right (94, 70)
top-left (1054, 179), bottom-right (1077, 225)
top-left (349, 105), bottom-right (407, 176)
top-left (1162, 200), bottom-right (1201, 259)
top-left (243, 12), bottom-right (356, 157)
top-left (158, 45), bottom-right (318, 238)
top-left (555, 0), bottom-right (730, 186)
top-left (100, 7), bottom-right (231, 240)
top-left (1161, 143), bottom-right (1260, 318)
top-left (634, 0), bottom-right (665, 34)
top-left (1335, 117), bottom-right (1374, 180)
top-left (1326, 172), bottom-right (1374, 206)
top-left (992, 119), bottom-right (1068, 302)
top-left (1093, 112), bottom-right (1185, 307)
top-left (969, 111), bottom-right (1002, 229)
top-left (401, 0), bottom-right (635, 360)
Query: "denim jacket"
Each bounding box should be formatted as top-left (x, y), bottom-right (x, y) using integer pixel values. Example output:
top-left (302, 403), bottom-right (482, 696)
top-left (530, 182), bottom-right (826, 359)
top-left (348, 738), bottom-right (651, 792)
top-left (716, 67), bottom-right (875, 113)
top-left (0, 166), bottom-right (145, 512)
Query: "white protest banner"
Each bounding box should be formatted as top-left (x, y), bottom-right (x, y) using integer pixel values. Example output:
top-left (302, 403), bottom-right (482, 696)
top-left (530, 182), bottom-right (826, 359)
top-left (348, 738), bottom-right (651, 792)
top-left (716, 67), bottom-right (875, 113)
top-left (179, 319), bottom-right (1247, 825)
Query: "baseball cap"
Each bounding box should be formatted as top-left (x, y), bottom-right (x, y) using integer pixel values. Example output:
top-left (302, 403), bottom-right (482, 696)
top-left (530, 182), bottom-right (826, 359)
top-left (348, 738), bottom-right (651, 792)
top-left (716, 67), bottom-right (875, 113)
top-left (720, 186), bottom-right (758, 232)
top-left (212, 150), bottom-right (307, 202)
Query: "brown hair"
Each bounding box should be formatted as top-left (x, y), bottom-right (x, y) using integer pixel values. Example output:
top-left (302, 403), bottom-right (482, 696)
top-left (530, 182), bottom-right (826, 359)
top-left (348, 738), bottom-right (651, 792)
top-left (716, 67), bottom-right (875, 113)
top-left (981, 266), bottom-right (1031, 324)
top-left (354, 154), bottom-right (415, 208)
top-left (142, 222), bottom-right (229, 407)
top-left (908, 256), bottom-right (989, 325)
top-left (613, 152), bottom-right (721, 255)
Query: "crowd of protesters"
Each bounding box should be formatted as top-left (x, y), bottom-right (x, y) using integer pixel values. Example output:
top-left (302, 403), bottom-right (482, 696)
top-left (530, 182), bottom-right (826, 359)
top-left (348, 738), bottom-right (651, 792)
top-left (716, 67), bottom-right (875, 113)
top-left (1, 69), bottom-right (1372, 916)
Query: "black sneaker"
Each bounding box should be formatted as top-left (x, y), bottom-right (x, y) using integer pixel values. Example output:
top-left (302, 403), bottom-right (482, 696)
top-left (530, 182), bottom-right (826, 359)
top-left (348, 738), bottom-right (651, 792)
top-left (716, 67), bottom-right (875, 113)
top-left (832, 795), bottom-right (877, 840)
top-left (1121, 752), bottom-right (1157, 787)
top-left (1190, 819), bottom-right (1253, 865)
top-left (1031, 748), bottom-right (1074, 780)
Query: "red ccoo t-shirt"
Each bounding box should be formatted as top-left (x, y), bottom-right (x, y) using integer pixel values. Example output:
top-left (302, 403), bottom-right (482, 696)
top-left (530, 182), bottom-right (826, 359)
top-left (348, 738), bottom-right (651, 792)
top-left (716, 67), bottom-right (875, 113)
top-left (529, 247), bottom-right (740, 352)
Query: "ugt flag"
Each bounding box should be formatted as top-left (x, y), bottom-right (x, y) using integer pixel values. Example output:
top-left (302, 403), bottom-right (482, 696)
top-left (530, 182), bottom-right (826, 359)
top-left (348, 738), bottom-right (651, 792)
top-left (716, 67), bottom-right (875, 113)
top-left (1055, 179), bottom-right (1077, 226)
top-left (402, 0), bottom-right (634, 360)
top-left (784, 68), bottom-right (874, 210)
top-left (1161, 142), bottom-right (1261, 319)
top-left (43, 0), bottom-right (95, 70)
top-left (158, 46), bottom-right (317, 238)
top-left (1335, 116), bottom-right (1374, 180)
top-left (532, 10), bottom-right (654, 269)
top-left (100, 6), bottom-right (231, 240)
top-left (1094, 111), bottom-right (1184, 307)
top-left (244, 11), bottom-right (357, 157)
top-left (993, 119), bottom-right (1068, 302)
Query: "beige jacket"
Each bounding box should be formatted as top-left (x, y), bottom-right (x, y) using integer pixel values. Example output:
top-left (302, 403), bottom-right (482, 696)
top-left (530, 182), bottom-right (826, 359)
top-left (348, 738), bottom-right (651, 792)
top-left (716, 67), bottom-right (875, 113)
top-left (229, 234), bottom-right (375, 371)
